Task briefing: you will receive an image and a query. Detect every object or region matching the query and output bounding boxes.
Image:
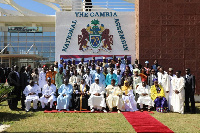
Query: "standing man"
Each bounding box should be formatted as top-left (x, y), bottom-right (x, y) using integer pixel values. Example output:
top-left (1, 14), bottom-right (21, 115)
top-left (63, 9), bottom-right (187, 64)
top-left (168, 68), bottom-right (176, 111)
top-left (39, 65), bottom-right (47, 90)
top-left (46, 65), bottom-right (57, 85)
top-left (171, 71), bottom-right (185, 114)
top-left (105, 67), bottom-right (118, 86)
top-left (7, 65), bottom-right (20, 110)
top-left (55, 67), bottom-right (64, 90)
top-left (157, 67), bottom-right (170, 103)
top-left (184, 68), bottom-right (196, 114)
top-left (94, 66), bottom-right (105, 88)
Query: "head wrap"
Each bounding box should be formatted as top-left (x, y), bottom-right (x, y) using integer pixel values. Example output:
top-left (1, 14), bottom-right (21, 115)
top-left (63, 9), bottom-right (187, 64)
top-left (153, 78), bottom-right (158, 82)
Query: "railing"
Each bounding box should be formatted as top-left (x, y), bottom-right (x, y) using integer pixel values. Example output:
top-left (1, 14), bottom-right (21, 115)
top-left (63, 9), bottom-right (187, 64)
top-left (59, 1), bottom-right (135, 12)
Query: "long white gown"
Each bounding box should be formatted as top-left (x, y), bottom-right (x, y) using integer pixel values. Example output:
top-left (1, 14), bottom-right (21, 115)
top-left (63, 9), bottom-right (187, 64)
top-left (88, 83), bottom-right (106, 110)
top-left (137, 85), bottom-right (154, 107)
top-left (40, 84), bottom-right (56, 108)
top-left (23, 84), bottom-right (41, 111)
top-left (171, 77), bottom-right (185, 114)
top-left (157, 72), bottom-right (170, 102)
top-left (122, 89), bottom-right (138, 112)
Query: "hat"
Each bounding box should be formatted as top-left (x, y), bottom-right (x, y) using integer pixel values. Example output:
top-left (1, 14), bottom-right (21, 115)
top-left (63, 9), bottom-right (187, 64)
top-left (116, 63), bottom-right (120, 67)
top-left (95, 77), bottom-right (99, 80)
top-left (142, 79), bottom-right (146, 82)
top-left (60, 57), bottom-right (64, 60)
top-left (42, 65), bottom-right (46, 68)
top-left (103, 57), bottom-right (106, 59)
top-left (145, 61), bottom-right (149, 64)
top-left (169, 68), bottom-right (173, 71)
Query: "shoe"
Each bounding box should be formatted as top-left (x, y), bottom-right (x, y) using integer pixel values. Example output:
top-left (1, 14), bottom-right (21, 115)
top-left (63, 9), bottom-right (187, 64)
top-left (117, 110), bottom-right (121, 113)
top-left (103, 109), bottom-right (107, 113)
top-left (91, 109), bottom-right (95, 112)
top-left (25, 109), bottom-right (29, 112)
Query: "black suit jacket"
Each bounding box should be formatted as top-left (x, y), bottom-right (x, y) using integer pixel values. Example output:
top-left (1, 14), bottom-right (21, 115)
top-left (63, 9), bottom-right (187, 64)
top-left (7, 71), bottom-right (20, 87)
top-left (184, 74), bottom-right (195, 93)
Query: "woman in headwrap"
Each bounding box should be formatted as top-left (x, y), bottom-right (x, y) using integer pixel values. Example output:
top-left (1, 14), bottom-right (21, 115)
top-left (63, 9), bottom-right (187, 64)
top-left (150, 78), bottom-right (168, 113)
top-left (121, 80), bottom-right (138, 112)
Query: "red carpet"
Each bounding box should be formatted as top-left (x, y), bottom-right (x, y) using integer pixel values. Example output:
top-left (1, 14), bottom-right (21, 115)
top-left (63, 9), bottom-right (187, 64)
top-left (122, 112), bottom-right (174, 133)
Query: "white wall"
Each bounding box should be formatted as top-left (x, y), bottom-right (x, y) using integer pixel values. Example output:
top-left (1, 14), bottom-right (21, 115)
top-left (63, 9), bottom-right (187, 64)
top-left (55, 11), bottom-right (135, 63)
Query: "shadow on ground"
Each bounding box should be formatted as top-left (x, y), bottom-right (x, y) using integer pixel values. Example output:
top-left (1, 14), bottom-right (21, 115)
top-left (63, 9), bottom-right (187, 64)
top-left (0, 112), bottom-right (34, 123)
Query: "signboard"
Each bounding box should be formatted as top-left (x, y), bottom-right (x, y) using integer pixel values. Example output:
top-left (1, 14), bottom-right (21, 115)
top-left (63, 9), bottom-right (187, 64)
top-left (56, 11), bottom-right (135, 63)
top-left (8, 27), bottom-right (43, 33)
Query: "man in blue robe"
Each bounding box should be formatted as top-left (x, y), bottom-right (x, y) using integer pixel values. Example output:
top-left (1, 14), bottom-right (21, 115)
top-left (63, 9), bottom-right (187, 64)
top-left (56, 78), bottom-right (73, 111)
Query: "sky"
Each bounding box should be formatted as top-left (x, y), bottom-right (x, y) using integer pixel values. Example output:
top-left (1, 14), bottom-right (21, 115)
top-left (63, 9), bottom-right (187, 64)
top-left (0, 0), bottom-right (134, 15)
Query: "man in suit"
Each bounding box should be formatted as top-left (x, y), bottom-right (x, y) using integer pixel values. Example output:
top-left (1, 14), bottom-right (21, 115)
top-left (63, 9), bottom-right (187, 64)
top-left (7, 65), bottom-right (20, 110)
top-left (184, 68), bottom-right (196, 113)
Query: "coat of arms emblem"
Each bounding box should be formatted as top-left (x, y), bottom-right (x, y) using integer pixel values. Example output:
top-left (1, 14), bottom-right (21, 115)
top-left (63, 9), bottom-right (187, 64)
top-left (78, 19), bottom-right (113, 53)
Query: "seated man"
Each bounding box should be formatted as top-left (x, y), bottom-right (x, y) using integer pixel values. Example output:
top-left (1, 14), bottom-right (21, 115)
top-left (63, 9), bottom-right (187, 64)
top-left (105, 79), bottom-right (124, 113)
top-left (40, 77), bottom-right (56, 110)
top-left (137, 79), bottom-right (154, 112)
top-left (121, 81), bottom-right (138, 112)
top-left (23, 80), bottom-right (41, 112)
top-left (150, 79), bottom-right (168, 113)
top-left (88, 77), bottom-right (107, 113)
top-left (57, 78), bottom-right (73, 111)
top-left (74, 79), bottom-right (90, 111)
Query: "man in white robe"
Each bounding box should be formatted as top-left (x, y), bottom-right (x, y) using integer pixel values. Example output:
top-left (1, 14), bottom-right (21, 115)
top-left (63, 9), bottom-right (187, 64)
top-left (23, 80), bottom-right (41, 112)
top-left (40, 77), bottom-right (56, 110)
top-left (137, 80), bottom-right (154, 112)
top-left (88, 78), bottom-right (107, 113)
top-left (38, 66), bottom-right (47, 89)
top-left (157, 67), bottom-right (170, 103)
top-left (105, 79), bottom-right (124, 113)
top-left (168, 68), bottom-right (176, 111)
top-left (171, 71), bottom-right (185, 114)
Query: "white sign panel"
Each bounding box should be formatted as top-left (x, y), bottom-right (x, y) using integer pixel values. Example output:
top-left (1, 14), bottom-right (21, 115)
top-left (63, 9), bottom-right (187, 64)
top-left (56, 11), bottom-right (135, 63)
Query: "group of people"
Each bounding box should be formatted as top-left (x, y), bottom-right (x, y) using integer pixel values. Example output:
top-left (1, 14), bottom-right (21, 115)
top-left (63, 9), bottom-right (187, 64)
top-left (4, 55), bottom-right (196, 114)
